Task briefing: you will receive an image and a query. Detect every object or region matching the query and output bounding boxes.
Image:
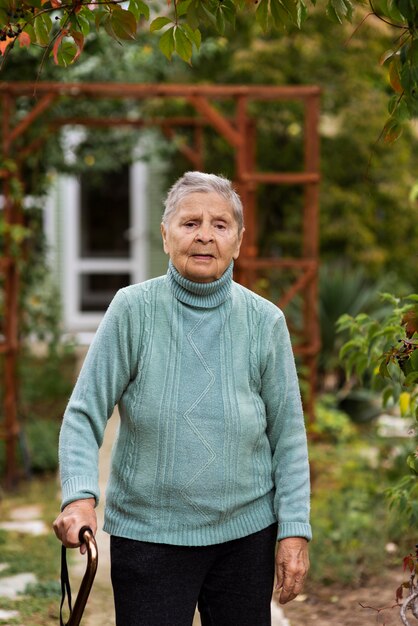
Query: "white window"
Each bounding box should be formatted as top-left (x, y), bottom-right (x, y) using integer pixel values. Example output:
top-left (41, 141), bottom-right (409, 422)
top-left (59, 161), bottom-right (148, 338)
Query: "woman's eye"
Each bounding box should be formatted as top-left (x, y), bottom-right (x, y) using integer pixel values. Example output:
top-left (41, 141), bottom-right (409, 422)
top-left (185, 222), bottom-right (197, 228)
top-left (215, 223), bottom-right (226, 230)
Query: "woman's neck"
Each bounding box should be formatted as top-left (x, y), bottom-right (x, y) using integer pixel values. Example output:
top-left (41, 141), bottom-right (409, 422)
top-left (167, 261), bottom-right (233, 308)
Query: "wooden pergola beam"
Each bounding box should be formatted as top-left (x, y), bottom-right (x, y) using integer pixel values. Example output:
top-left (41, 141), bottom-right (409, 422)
top-left (0, 81), bottom-right (321, 486)
top-left (9, 93), bottom-right (58, 144)
top-left (0, 82), bottom-right (321, 99)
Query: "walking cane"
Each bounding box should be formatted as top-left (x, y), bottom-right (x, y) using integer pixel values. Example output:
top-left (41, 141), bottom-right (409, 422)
top-left (60, 526), bottom-right (98, 626)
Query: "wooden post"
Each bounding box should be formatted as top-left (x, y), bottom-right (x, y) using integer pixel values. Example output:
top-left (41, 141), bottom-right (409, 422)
top-left (1, 92), bottom-right (21, 487)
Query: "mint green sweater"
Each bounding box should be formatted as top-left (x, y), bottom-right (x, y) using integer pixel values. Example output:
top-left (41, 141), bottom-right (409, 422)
top-left (59, 262), bottom-right (311, 546)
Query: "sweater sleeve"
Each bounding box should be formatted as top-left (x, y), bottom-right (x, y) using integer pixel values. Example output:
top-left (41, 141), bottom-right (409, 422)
top-left (261, 312), bottom-right (312, 541)
top-left (59, 289), bottom-right (137, 509)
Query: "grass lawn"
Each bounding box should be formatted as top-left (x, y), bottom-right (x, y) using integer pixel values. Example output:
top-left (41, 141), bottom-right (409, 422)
top-left (0, 476), bottom-right (64, 626)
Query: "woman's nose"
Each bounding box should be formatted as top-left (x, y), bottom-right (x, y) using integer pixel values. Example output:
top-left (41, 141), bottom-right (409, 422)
top-left (195, 226), bottom-right (213, 242)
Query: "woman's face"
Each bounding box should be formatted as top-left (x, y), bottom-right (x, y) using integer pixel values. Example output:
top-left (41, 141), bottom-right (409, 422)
top-left (161, 192), bottom-right (243, 283)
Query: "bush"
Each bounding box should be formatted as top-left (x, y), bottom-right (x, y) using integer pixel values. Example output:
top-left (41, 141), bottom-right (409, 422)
top-left (23, 419), bottom-right (61, 474)
top-left (308, 428), bottom-right (416, 585)
top-left (310, 395), bottom-right (358, 442)
top-left (0, 350), bottom-right (75, 480)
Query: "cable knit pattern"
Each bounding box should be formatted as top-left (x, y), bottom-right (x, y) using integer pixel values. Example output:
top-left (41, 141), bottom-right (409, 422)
top-left (59, 264), bottom-right (312, 546)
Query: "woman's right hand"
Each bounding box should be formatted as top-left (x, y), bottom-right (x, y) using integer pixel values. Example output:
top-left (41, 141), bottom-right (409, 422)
top-left (53, 498), bottom-right (97, 554)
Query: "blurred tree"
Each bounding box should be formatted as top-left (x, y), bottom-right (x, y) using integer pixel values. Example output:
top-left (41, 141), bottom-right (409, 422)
top-left (2, 5), bottom-right (418, 286)
top-left (163, 11), bottom-right (418, 289)
top-left (1, 0), bottom-right (418, 133)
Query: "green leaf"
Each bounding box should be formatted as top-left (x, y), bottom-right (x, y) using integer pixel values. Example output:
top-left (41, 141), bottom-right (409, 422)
top-left (326, 0), bottom-right (352, 23)
top-left (174, 25), bottom-right (193, 63)
top-left (177, 0), bottom-right (192, 18)
top-left (339, 339), bottom-right (362, 360)
top-left (34, 13), bottom-right (53, 46)
top-left (187, 0), bottom-right (201, 30)
top-left (379, 360), bottom-right (390, 378)
top-left (409, 183), bottom-right (418, 202)
top-left (94, 7), bottom-right (108, 30)
top-left (336, 313), bottom-right (355, 331)
top-left (396, 0), bottom-right (415, 20)
top-left (355, 354), bottom-right (369, 377)
top-left (200, 2), bottom-right (218, 26)
top-left (23, 24), bottom-right (36, 44)
top-left (183, 24), bottom-right (201, 49)
top-left (410, 349), bottom-right (418, 371)
top-left (271, 0), bottom-right (289, 27)
top-left (150, 16), bottom-right (173, 32)
top-left (409, 40), bottom-right (418, 65)
top-left (256, 0), bottom-right (270, 31)
top-left (282, 0), bottom-right (301, 26)
top-left (129, 0), bottom-right (150, 21)
top-left (404, 371), bottom-right (418, 386)
top-left (71, 13), bottom-right (90, 38)
top-left (218, 0), bottom-right (237, 27)
top-left (385, 0), bottom-right (406, 22)
top-left (326, 0), bottom-right (342, 23)
top-left (110, 7), bottom-right (137, 40)
top-left (159, 26), bottom-right (175, 60)
top-left (381, 49), bottom-right (396, 66)
top-left (407, 454), bottom-right (418, 474)
top-left (215, 7), bottom-right (226, 33)
top-left (383, 117), bottom-right (403, 143)
top-left (389, 57), bottom-right (403, 94)
top-left (382, 386), bottom-right (394, 407)
top-left (54, 40), bottom-right (77, 68)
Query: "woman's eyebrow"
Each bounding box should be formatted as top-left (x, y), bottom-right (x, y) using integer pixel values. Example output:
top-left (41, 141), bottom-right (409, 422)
top-left (211, 213), bottom-right (231, 222)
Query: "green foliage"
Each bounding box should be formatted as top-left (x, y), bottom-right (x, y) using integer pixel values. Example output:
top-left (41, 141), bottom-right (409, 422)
top-left (0, 208), bottom-right (72, 353)
top-left (18, 351), bottom-right (75, 421)
top-left (0, 350), bottom-right (75, 476)
top-left (165, 13), bottom-right (418, 288)
top-left (22, 580), bottom-right (61, 599)
top-left (2, 5), bottom-right (418, 290)
top-left (22, 419), bottom-right (61, 474)
top-left (0, 0), bottom-right (417, 130)
top-left (310, 395), bottom-right (358, 442)
top-left (375, 0), bottom-right (418, 137)
top-left (309, 431), bottom-right (416, 585)
top-left (337, 293), bottom-right (418, 412)
top-left (318, 264), bottom-right (390, 376)
top-left (0, 0), bottom-right (315, 67)
top-left (0, 478), bottom-right (64, 626)
top-left (337, 293), bottom-right (418, 522)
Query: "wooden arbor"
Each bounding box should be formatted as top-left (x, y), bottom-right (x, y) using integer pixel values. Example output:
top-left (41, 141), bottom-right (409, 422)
top-left (0, 82), bottom-right (320, 486)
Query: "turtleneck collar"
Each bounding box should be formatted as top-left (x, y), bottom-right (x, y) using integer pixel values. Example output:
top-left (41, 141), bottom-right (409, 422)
top-left (166, 260), bottom-right (233, 308)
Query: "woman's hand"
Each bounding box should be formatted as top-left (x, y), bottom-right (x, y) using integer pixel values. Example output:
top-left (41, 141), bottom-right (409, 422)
top-left (275, 536), bottom-right (310, 604)
top-left (53, 498), bottom-right (97, 555)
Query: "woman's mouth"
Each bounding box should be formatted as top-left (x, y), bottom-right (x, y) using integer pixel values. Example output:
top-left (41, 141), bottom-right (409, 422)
top-left (192, 254), bottom-right (214, 259)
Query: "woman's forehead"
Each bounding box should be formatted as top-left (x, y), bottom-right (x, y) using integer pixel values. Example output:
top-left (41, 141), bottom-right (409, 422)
top-left (175, 192), bottom-right (235, 217)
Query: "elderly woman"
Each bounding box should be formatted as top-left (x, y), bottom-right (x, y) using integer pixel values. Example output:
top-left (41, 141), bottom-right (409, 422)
top-left (53, 171), bottom-right (311, 626)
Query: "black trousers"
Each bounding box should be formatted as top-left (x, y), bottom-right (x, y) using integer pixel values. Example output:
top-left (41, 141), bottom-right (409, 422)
top-left (110, 523), bottom-right (277, 626)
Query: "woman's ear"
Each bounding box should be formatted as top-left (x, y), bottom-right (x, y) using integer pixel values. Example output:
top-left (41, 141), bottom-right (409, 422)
top-left (233, 227), bottom-right (245, 260)
top-left (161, 223), bottom-right (170, 255)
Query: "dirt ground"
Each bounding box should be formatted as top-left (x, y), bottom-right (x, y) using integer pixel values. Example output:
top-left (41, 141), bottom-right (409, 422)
top-left (279, 569), bottom-right (405, 626)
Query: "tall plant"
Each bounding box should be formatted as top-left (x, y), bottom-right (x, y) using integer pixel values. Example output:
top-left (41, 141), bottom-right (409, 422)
top-left (337, 294), bottom-right (418, 525)
top-left (338, 294), bottom-right (418, 622)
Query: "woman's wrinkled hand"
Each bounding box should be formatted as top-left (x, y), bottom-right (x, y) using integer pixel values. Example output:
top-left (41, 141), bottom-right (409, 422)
top-left (275, 536), bottom-right (310, 604)
top-left (53, 498), bottom-right (97, 555)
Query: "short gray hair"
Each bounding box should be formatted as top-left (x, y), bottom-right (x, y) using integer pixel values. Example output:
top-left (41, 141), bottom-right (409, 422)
top-left (162, 171), bottom-right (244, 234)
